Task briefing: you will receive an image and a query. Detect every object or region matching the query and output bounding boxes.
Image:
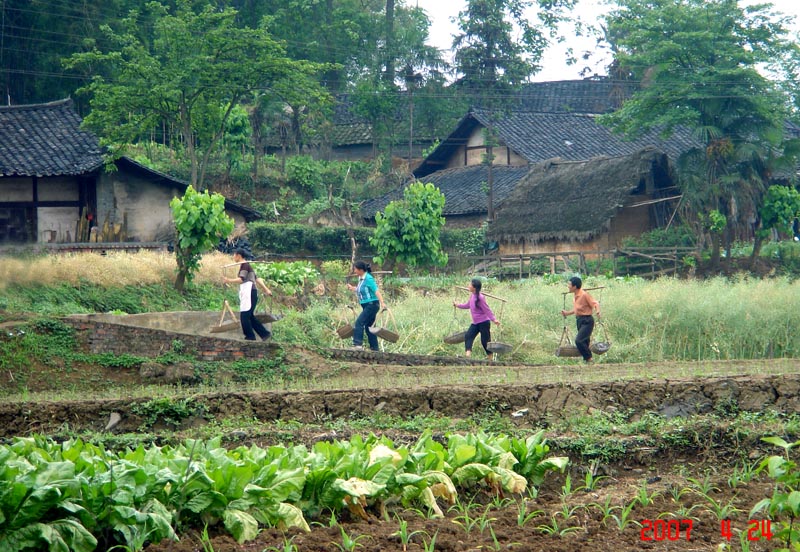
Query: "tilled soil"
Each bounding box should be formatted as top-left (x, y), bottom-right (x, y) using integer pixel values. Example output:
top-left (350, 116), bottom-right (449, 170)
top-left (144, 460), bottom-right (778, 552)
top-left (1, 344), bottom-right (796, 552)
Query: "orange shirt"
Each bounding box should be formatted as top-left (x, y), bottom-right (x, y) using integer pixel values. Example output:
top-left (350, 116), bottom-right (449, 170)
top-left (573, 289), bottom-right (599, 316)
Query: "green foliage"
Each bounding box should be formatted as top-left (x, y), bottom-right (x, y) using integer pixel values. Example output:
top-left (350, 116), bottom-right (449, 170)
top-left (285, 156), bottom-right (324, 196)
top-left (248, 223), bottom-right (376, 256)
top-left (599, 0), bottom-right (796, 249)
top-left (453, 0), bottom-right (574, 94)
top-left (320, 260), bottom-right (352, 280)
top-left (752, 436), bottom-right (800, 548)
top-left (66, 1), bottom-right (323, 189)
top-left (453, 223), bottom-right (488, 257)
top-left (760, 185), bottom-right (800, 238)
top-left (171, 186), bottom-right (235, 292)
top-left (371, 182), bottom-right (448, 268)
top-left (704, 210), bottom-right (727, 234)
top-left (255, 261), bottom-right (320, 296)
top-left (422, 140), bottom-right (441, 158)
top-left (131, 397), bottom-right (208, 429)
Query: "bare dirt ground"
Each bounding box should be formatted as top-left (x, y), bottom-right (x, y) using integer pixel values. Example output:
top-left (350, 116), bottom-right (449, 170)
top-left (0, 342), bottom-right (795, 551)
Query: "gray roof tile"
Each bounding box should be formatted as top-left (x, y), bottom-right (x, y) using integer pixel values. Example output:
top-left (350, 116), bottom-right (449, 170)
top-left (0, 98), bottom-right (104, 176)
top-left (360, 165), bottom-right (529, 219)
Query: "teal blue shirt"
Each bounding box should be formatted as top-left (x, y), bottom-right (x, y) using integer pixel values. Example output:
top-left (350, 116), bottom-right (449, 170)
top-left (355, 273), bottom-right (379, 304)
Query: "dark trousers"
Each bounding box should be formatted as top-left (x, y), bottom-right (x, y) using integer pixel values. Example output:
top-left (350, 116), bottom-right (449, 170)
top-left (465, 320), bottom-right (492, 355)
top-left (575, 315), bottom-right (594, 361)
top-left (354, 301), bottom-right (380, 350)
top-left (241, 288), bottom-right (270, 341)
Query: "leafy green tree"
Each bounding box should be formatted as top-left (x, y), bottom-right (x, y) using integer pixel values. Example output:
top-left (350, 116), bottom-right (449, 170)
top-left (371, 182), bottom-right (448, 269)
top-left (453, 0), bottom-right (575, 220)
top-left (65, 0), bottom-right (322, 189)
top-left (755, 185), bottom-right (800, 259)
top-left (598, 0), bottom-right (799, 268)
top-left (0, 0), bottom-right (139, 104)
top-left (170, 186), bottom-right (234, 292)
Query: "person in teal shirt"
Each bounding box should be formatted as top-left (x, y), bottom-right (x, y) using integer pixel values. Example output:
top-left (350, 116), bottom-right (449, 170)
top-left (346, 260), bottom-right (386, 350)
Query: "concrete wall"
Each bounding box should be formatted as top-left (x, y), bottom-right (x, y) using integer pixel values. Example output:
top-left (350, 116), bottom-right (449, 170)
top-left (96, 171), bottom-right (180, 242)
top-left (96, 171), bottom-right (247, 242)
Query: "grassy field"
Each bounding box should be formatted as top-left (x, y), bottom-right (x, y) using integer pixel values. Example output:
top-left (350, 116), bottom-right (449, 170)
top-left (2, 251), bottom-right (800, 551)
top-left (1, 250), bottom-right (799, 365)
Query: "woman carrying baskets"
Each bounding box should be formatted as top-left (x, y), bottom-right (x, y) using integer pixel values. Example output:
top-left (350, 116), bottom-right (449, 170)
top-left (223, 248), bottom-right (271, 342)
top-left (454, 278), bottom-right (499, 359)
top-left (347, 261), bottom-right (386, 351)
top-left (560, 276), bottom-right (601, 363)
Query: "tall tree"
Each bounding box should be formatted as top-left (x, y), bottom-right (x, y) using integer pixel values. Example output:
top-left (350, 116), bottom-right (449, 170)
top-left (598, 0), bottom-right (799, 268)
top-left (65, 0), bottom-right (322, 189)
top-left (452, 0), bottom-right (575, 220)
top-left (0, 0), bottom-right (149, 106)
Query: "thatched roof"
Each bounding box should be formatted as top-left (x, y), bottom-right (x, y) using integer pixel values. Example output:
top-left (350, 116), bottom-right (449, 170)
top-left (488, 148), bottom-right (673, 243)
top-left (360, 165), bottom-right (530, 220)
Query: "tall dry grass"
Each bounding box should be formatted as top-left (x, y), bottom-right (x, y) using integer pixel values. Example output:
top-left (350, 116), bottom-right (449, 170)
top-left (0, 250), bottom-right (232, 290)
top-left (2, 251), bottom-right (799, 364)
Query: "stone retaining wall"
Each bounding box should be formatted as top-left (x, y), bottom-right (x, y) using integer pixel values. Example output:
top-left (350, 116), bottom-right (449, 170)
top-left (63, 315), bottom-right (277, 361)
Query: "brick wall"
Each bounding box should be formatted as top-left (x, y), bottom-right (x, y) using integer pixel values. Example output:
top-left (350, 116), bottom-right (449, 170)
top-left (63, 318), bottom-right (277, 361)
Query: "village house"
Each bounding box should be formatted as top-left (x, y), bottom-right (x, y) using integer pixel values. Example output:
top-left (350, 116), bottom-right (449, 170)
top-left (0, 99), bottom-right (261, 245)
top-left (362, 78), bottom-right (701, 253)
top-left (487, 148), bottom-right (679, 254)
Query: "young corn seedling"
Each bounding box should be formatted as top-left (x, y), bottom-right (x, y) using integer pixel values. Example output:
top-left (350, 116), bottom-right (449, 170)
top-left (634, 481), bottom-right (661, 507)
top-left (658, 503), bottom-right (702, 521)
top-left (590, 495), bottom-right (621, 527)
top-left (608, 498), bottom-right (641, 531)
top-left (332, 525), bottom-right (370, 551)
top-left (703, 496), bottom-right (742, 521)
top-left (391, 517), bottom-right (428, 551)
top-left (536, 515), bottom-right (582, 536)
top-left (582, 459), bottom-right (609, 491)
top-left (727, 460), bottom-right (759, 488)
top-left (666, 484), bottom-right (690, 502)
top-left (421, 531), bottom-right (438, 552)
top-left (264, 537), bottom-right (299, 552)
top-left (516, 499), bottom-right (544, 527)
top-left (560, 473), bottom-right (578, 500)
top-left (686, 474), bottom-right (721, 497)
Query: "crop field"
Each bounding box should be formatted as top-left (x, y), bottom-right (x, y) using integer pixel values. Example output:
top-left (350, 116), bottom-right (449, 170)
top-left (1, 251), bottom-right (800, 551)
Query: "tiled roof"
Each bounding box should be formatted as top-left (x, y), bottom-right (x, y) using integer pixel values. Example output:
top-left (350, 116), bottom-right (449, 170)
top-left (0, 98), bottom-right (104, 177)
top-left (414, 109), bottom-right (700, 178)
top-left (511, 79), bottom-right (638, 113)
top-left (474, 109), bottom-right (700, 164)
top-left (329, 123), bottom-right (373, 147)
top-left (360, 165), bottom-right (530, 219)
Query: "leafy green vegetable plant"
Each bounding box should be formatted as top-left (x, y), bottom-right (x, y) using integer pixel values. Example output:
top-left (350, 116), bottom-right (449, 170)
top-left (751, 436), bottom-right (800, 548)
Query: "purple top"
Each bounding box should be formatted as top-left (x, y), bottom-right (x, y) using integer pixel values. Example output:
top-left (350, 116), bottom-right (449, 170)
top-left (456, 293), bottom-right (496, 324)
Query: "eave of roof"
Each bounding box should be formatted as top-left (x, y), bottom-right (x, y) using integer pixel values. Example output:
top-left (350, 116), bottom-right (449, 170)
top-left (0, 98), bottom-right (104, 177)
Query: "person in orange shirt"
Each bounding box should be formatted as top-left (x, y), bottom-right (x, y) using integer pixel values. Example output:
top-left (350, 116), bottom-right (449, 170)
top-left (561, 276), bottom-right (601, 363)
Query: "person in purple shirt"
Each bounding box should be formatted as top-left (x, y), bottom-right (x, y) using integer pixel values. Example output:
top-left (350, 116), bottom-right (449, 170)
top-left (453, 278), bottom-right (500, 359)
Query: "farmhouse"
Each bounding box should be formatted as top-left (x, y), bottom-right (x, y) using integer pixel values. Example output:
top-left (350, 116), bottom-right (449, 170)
top-left (0, 99), bottom-right (261, 244)
top-left (362, 79), bottom-right (698, 248)
top-left (487, 148), bottom-right (679, 255)
top-left (360, 165), bottom-right (530, 228)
